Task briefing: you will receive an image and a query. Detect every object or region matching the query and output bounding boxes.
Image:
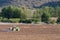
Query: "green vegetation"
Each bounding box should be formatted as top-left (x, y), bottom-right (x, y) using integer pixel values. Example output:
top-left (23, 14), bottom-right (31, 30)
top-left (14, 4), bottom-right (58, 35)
top-left (9, 18), bottom-right (20, 23)
top-left (0, 6), bottom-right (60, 24)
top-left (32, 9), bottom-right (42, 23)
top-left (41, 7), bottom-right (51, 23)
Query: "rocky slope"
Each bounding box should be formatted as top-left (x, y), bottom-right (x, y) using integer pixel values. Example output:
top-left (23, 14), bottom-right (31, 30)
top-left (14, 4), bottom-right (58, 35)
top-left (0, 0), bottom-right (60, 8)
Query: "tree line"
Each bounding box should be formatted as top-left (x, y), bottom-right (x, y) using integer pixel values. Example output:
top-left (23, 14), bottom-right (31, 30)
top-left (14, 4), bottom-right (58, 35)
top-left (0, 6), bottom-right (60, 24)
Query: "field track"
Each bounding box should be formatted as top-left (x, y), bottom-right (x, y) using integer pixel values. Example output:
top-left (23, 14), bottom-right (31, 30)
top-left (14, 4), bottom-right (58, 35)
top-left (0, 23), bottom-right (60, 40)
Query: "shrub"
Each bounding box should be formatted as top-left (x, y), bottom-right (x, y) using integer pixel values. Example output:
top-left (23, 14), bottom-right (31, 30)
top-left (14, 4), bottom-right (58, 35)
top-left (0, 17), bottom-right (2, 22)
top-left (20, 19), bottom-right (32, 23)
top-left (32, 18), bottom-right (40, 24)
top-left (57, 18), bottom-right (60, 24)
top-left (49, 20), bottom-right (56, 24)
top-left (9, 18), bottom-right (20, 23)
top-left (1, 18), bottom-right (11, 23)
top-left (41, 13), bottom-right (51, 23)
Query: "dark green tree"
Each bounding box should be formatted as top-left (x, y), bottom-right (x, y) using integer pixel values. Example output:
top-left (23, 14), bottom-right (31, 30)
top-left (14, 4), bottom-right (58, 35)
top-left (12, 8), bottom-right (21, 18)
top-left (1, 6), bottom-right (27, 19)
top-left (41, 6), bottom-right (51, 23)
top-left (41, 13), bottom-right (50, 23)
top-left (1, 6), bottom-right (13, 19)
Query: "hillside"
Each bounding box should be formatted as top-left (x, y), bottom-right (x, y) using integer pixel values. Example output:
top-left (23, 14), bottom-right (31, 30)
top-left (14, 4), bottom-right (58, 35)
top-left (0, 0), bottom-right (60, 8)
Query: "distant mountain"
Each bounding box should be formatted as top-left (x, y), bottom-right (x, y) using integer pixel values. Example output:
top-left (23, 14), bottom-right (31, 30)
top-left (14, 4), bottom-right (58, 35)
top-left (0, 0), bottom-right (60, 8)
top-left (34, 1), bottom-right (60, 8)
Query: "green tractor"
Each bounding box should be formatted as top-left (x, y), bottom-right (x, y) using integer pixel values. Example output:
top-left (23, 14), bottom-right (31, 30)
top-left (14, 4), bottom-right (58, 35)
top-left (9, 26), bottom-right (20, 31)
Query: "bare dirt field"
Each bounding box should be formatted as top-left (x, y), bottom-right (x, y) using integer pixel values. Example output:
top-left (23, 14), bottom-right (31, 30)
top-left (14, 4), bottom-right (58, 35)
top-left (0, 23), bottom-right (60, 40)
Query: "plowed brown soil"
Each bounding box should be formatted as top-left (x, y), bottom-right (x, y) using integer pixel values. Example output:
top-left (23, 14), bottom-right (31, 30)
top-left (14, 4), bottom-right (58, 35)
top-left (0, 23), bottom-right (60, 40)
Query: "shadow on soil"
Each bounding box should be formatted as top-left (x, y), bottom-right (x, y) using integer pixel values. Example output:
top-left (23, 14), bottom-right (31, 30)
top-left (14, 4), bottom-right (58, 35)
top-left (0, 28), bottom-right (12, 32)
